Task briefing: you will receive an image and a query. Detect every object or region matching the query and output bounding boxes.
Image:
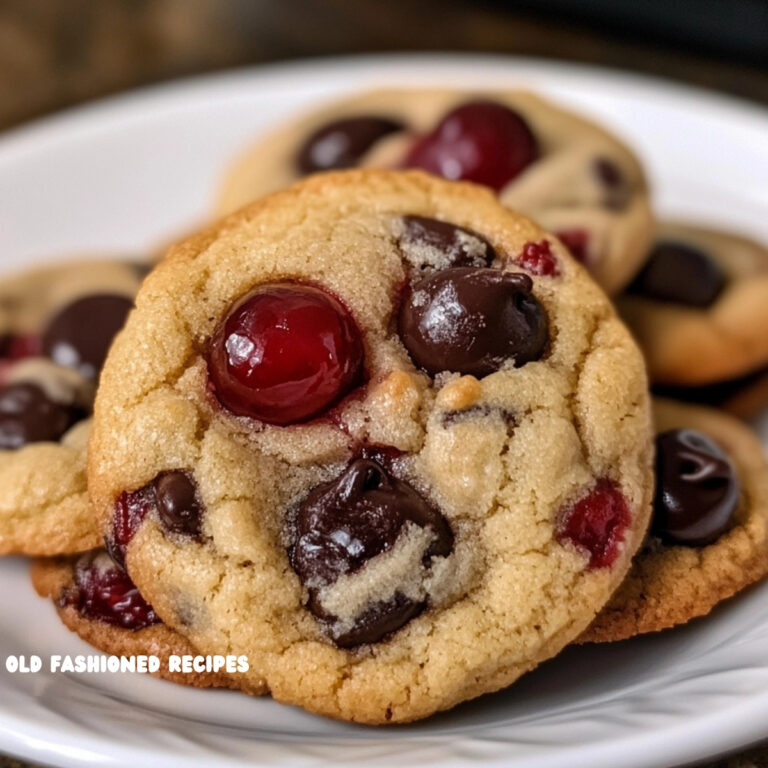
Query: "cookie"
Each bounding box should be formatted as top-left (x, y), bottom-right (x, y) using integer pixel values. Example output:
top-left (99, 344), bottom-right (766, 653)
top-left (31, 550), bottom-right (254, 691)
top-left (581, 398), bottom-right (768, 643)
top-left (0, 258), bottom-right (145, 555)
top-left (654, 367), bottom-right (768, 422)
top-left (619, 223), bottom-right (768, 387)
top-left (89, 170), bottom-right (653, 724)
top-left (215, 89), bottom-right (653, 295)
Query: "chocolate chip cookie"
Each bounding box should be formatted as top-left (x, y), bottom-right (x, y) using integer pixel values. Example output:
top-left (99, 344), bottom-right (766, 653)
top-left (0, 258), bottom-right (144, 555)
top-left (31, 550), bottom-right (256, 690)
top-left (619, 223), bottom-right (768, 388)
top-left (216, 89), bottom-right (653, 295)
top-left (581, 398), bottom-right (768, 643)
top-left (90, 170), bottom-right (653, 724)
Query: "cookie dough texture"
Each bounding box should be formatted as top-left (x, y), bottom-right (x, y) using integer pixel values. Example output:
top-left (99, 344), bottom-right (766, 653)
top-left (90, 170), bottom-right (653, 723)
top-left (31, 554), bottom-right (247, 690)
top-left (581, 399), bottom-right (768, 643)
top-left (0, 259), bottom-right (144, 555)
top-left (619, 223), bottom-right (768, 385)
top-left (216, 89), bottom-right (653, 295)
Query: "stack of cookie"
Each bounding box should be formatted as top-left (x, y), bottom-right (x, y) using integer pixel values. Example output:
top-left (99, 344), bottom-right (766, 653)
top-left (2, 88), bottom-right (767, 725)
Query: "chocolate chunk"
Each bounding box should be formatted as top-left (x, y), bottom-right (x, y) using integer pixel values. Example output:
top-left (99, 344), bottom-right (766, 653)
top-left (311, 592), bottom-right (424, 649)
top-left (653, 429), bottom-right (740, 546)
top-left (0, 382), bottom-right (81, 449)
top-left (398, 267), bottom-right (548, 377)
top-left (291, 458), bottom-right (453, 646)
top-left (154, 470), bottom-right (203, 538)
top-left (42, 294), bottom-right (134, 380)
top-left (296, 116), bottom-right (405, 174)
top-left (593, 157), bottom-right (630, 210)
top-left (628, 241), bottom-right (725, 307)
top-left (399, 216), bottom-right (496, 272)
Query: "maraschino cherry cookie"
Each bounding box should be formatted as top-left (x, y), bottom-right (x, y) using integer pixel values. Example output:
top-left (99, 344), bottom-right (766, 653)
top-left (215, 89), bottom-right (653, 295)
top-left (0, 258), bottom-right (146, 555)
top-left (31, 550), bottom-right (259, 691)
top-left (581, 399), bottom-right (768, 643)
top-left (89, 170), bottom-right (653, 724)
top-left (619, 223), bottom-right (768, 388)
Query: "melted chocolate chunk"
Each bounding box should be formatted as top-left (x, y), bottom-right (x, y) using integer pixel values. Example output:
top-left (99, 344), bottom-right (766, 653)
top-left (0, 382), bottom-right (81, 449)
top-left (312, 592), bottom-right (424, 649)
top-left (653, 429), bottom-right (740, 546)
top-left (399, 216), bottom-right (496, 271)
top-left (291, 458), bottom-right (453, 646)
top-left (398, 267), bottom-right (548, 377)
top-left (42, 293), bottom-right (133, 381)
top-left (296, 116), bottom-right (405, 174)
top-left (154, 470), bottom-right (203, 538)
top-left (628, 241), bottom-right (726, 307)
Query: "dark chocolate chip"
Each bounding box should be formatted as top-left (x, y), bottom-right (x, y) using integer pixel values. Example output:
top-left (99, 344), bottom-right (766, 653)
top-left (310, 591), bottom-right (424, 649)
top-left (399, 216), bottom-right (496, 271)
top-left (398, 267), bottom-right (548, 377)
top-left (296, 116), bottom-right (405, 174)
top-left (154, 470), bottom-right (203, 538)
top-left (0, 382), bottom-right (81, 449)
top-left (42, 293), bottom-right (134, 380)
top-left (628, 241), bottom-right (726, 307)
top-left (653, 429), bottom-right (740, 546)
top-left (593, 157), bottom-right (630, 210)
top-left (291, 458), bottom-right (453, 645)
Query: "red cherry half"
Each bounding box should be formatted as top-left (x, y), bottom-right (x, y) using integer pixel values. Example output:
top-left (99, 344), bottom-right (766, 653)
top-left (208, 283), bottom-right (364, 425)
top-left (403, 100), bottom-right (538, 191)
top-left (557, 479), bottom-right (631, 569)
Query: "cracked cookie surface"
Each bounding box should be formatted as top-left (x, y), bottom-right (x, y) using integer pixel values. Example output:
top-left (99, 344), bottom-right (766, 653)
top-left (90, 170), bottom-right (653, 723)
top-left (31, 551), bottom-right (259, 691)
top-left (0, 259), bottom-right (145, 555)
top-left (216, 89), bottom-right (653, 295)
top-left (581, 398), bottom-right (768, 643)
top-left (620, 223), bottom-right (768, 387)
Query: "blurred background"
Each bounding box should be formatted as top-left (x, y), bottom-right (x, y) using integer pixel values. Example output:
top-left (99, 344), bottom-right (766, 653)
top-left (0, 0), bottom-right (766, 132)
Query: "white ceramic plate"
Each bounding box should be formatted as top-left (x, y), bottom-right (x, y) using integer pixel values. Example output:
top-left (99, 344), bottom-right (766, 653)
top-left (1, 54), bottom-right (768, 768)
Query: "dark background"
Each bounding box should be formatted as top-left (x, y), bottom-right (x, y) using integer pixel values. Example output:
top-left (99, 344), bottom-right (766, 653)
top-left (0, 1), bottom-right (766, 766)
top-left (0, 0), bottom-right (766, 133)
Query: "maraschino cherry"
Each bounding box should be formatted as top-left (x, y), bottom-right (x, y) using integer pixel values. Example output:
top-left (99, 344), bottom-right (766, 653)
top-left (403, 100), bottom-right (538, 191)
top-left (209, 283), bottom-right (364, 425)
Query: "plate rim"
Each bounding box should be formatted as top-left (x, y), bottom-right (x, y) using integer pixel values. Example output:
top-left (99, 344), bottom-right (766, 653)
top-left (1, 52), bottom-right (768, 768)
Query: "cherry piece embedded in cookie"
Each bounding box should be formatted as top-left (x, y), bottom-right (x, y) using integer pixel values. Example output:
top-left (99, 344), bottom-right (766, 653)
top-left (652, 429), bottom-right (739, 546)
top-left (42, 293), bottom-right (134, 380)
top-left (0, 382), bottom-right (82, 449)
top-left (403, 100), bottom-right (538, 191)
top-left (628, 241), bottom-right (725, 307)
top-left (398, 267), bottom-right (548, 377)
top-left (515, 240), bottom-right (560, 277)
top-left (297, 116), bottom-right (405, 174)
top-left (108, 471), bottom-right (204, 564)
top-left (67, 551), bottom-right (160, 630)
top-left (108, 484), bottom-right (155, 567)
top-left (291, 458), bottom-right (453, 646)
top-left (557, 479), bottom-right (631, 569)
top-left (398, 215), bottom-right (497, 272)
top-left (556, 229), bottom-right (590, 264)
top-left (154, 470), bottom-right (203, 538)
top-left (208, 283), bottom-right (364, 425)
